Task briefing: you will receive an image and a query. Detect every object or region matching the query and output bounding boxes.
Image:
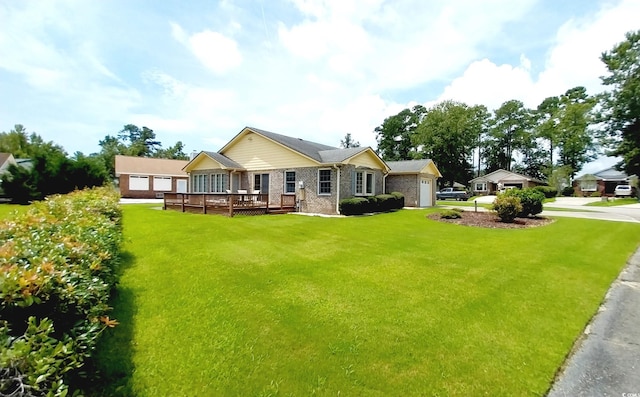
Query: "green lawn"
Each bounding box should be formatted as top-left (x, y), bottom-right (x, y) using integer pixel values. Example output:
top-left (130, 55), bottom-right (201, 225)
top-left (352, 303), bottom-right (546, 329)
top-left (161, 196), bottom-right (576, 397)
top-left (586, 197), bottom-right (639, 207)
top-left (93, 205), bottom-right (640, 396)
top-left (0, 203), bottom-right (29, 218)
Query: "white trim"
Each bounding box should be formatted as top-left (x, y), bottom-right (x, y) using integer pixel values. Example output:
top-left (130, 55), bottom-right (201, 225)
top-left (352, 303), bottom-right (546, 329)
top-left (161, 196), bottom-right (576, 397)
top-left (318, 168), bottom-right (332, 195)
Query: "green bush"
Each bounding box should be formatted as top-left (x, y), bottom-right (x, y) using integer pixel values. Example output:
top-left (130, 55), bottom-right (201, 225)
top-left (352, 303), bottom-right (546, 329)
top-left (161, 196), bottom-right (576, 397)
top-left (590, 191), bottom-right (602, 197)
top-left (562, 186), bottom-right (575, 197)
top-left (533, 185), bottom-right (558, 198)
top-left (0, 187), bottom-right (122, 396)
top-left (502, 188), bottom-right (544, 217)
top-left (440, 209), bottom-right (462, 219)
top-left (492, 195), bottom-right (522, 223)
top-left (339, 192), bottom-right (405, 215)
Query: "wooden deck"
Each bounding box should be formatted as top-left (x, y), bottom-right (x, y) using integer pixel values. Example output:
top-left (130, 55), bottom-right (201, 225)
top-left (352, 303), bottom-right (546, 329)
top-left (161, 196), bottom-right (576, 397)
top-left (163, 193), bottom-right (296, 216)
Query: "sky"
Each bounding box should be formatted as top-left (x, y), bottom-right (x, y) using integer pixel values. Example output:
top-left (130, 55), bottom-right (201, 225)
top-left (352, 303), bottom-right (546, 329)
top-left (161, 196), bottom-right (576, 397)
top-left (0, 0), bottom-right (638, 175)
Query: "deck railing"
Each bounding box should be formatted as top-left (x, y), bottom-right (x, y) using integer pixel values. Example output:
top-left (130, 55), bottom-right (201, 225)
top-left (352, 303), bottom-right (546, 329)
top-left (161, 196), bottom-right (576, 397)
top-left (163, 193), bottom-right (295, 216)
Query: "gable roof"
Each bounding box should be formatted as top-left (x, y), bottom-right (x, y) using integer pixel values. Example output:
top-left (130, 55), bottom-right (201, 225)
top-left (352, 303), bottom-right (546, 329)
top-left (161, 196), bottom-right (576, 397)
top-left (114, 155), bottom-right (189, 177)
top-left (221, 127), bottom-right (338, 163)
top-left (0, 153), bottom-right (17, 172)
top-left (469, 169), bottom-right (544, 184)
top-left (0, 153), bottom-right (12, 166)
top-left (183, 151), bottom-right (245, 172)
top-left (386, 159), bottom-right (442, 177)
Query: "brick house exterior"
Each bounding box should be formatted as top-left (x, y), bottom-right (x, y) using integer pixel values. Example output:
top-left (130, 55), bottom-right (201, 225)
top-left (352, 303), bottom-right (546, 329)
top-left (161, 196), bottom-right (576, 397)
top-left (115, 155), bottom-right (189, 199)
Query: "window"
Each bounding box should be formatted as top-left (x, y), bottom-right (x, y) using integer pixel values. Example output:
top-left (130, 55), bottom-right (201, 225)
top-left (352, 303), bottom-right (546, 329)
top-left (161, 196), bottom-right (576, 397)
top-left (318, 169), bottom-right (331, 194)
top-left (284, 171), bottom-right (296, 193)
top-left (580, 180), bottom-right (597, 191)
top-left (211, 173), bottom-right (227, 193)
top-left (153, 176), bottom-right (172, 191)
top-left (355, 171), bottom-right (375, 196)
top-left (192, 174), bottom-right (208, 193)
top-left (475, 182), bottom-right (487, 191)
top-left (129, 175), bottom-right (149, 191)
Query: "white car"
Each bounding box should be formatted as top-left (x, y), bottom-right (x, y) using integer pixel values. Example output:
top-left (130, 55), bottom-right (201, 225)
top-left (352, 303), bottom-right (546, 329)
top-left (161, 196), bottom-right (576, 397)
top-left (614, 185), bottom-right (632, 197)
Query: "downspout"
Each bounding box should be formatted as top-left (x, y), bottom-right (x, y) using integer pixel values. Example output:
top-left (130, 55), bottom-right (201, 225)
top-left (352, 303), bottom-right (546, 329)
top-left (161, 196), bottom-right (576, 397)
top-left (383, 171), bottom-right (388, 194)
top-left (334, 164), bottom-right (340, 214)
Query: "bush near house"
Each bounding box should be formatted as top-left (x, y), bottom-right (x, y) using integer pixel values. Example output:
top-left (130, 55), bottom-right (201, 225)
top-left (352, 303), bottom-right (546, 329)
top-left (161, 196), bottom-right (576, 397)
top-left (562, 186), bottom-right (576, 197)
top-left (339, 192), bottom-right (404, 215)
top-left (533, 185), bottom-right (558, 198)
top-left (0, 187), bottom-right (122, 396)
top-left (501, 188), bottom-right (545, 217)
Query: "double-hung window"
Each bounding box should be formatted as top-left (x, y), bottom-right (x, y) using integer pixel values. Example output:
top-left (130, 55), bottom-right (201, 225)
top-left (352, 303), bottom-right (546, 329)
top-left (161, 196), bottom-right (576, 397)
top-left (475, 182), bottom-right (487, 192)
top-left (284, 171), bottom-right (296, 193)
top-left (355, 171), bottom-right (375, 196)
top-left (318, 169), bottom-right (331, 195)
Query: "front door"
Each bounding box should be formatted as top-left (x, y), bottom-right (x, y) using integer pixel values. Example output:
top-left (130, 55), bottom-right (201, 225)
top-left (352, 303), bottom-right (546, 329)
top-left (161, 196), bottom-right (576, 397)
top-left (419, 178), bottom-right (432, 207)
top-left (176, 179), bottom-right (187, 193)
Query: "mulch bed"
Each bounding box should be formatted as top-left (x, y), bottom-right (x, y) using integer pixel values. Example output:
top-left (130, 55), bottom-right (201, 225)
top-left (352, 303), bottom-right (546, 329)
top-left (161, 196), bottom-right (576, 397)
top-left (428, 210), bottom-right (554, 229)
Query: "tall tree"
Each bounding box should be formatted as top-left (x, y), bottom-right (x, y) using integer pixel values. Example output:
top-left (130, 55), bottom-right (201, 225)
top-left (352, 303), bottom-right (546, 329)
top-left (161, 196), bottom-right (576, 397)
top-left (0, 124), bottom-right (65, 158)
top-left (600, 29), bottom-right (640, 178)
top-left (413, 100), bottom-right (485, 187)
top-left (153, 141), bottom-right (189, 160)
top-left (374, 105), bottom-right (426, 161)
top-left (485, 100), bottom-right (534, 172)
top-left (555, 87), bottom-right (597, 177)
top-left (535, 96), bottom-right (561, 168)
top-left (340, 133), bottom-right (360, 149)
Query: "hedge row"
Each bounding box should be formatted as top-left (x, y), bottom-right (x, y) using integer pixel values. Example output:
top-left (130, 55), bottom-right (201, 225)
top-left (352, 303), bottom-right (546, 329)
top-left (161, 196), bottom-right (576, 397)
top-left (0, 187), bottom-right (123, 396)
top-left (339, 192), bottom-right (404, 215)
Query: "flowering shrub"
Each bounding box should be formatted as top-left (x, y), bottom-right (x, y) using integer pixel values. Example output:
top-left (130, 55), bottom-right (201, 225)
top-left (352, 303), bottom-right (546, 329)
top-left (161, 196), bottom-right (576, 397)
top-left (0, 187), bottom-right (122, 396)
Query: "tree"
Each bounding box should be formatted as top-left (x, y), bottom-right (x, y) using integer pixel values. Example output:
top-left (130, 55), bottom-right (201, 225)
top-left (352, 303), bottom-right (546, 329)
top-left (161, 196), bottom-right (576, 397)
top-left (600, 29), bottom-right (640, 177)
top-left (535, 96), bottom-right (561, 168)
top-left (340, 133), bottom-right (360, 148)
top-left (153, 141), bottom-right (189, 160)
top-left (0, 124), bottom-right (66, 158)
top-left (413, 100), bottom-right (485, 187)
top-left (375, 105), bottom-right (426, 161)
top-left (484, 100), bottom-right (534, 172)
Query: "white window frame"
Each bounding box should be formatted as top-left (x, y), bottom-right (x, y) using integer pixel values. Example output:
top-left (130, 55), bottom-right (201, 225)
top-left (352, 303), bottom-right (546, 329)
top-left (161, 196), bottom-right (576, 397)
top-left (129, 175), bottom-right (149, 191)
top-left (475, 182), bottom-right (487, 192)
top-left (355, 170), bottom-right (375, 196)
top-left (153, 176), bottom-right (172, 191)
top-left (210, 173), bottom-right (227, 193)
top-left (192, 174), bottom-right (209, 193)
top-left (318, 169), bottom-right (332, 195)
top-left (284, 171), bottom-right (296, 194)
top-left (580, 180), bottom-right (597, 192)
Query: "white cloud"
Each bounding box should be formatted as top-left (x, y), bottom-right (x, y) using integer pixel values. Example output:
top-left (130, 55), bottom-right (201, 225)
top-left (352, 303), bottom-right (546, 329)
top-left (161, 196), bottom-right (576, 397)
top-left (171, 22), bottom-right (243, 75)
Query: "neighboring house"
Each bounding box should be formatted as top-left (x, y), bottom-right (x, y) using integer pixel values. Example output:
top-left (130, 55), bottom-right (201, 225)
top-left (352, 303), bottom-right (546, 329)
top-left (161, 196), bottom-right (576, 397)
top-left (115, 155), bottom-right (189, 199)
top-left (183, 127), bottom-right (441, 215)
top-left (573, 167), bottom-right (637, 196)
top-left (386, 159), bottom-right (442, 207)
top-left (0, 153), bottom-right (18, 195)
top-left (469, 169), bottom-right (546, 195)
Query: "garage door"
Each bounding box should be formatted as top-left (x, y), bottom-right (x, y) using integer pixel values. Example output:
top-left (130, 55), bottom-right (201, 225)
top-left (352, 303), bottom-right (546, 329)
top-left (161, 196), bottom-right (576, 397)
top-left (129, 175), bottom-right (149, 191)
top-left (153, 176), bottom-right (172, 191)
top-left (419, 178), bottom-right (432, 207)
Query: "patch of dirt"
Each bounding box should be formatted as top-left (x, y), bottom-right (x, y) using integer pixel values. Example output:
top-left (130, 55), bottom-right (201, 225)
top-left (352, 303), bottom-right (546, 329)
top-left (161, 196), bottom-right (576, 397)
top-left (428, 210), bottom-right (554, 229)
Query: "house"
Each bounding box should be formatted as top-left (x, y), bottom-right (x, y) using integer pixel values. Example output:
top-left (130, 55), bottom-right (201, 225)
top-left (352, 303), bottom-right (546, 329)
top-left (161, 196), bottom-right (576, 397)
top-left (386, 159), bottom-right (442, 207)
top-left (181, 127), bottom-right (441, 215)
top-left (0, 153), bottom-right (18, 195)
top-left (115, 155), bottom-right (189, 199)
top-left (469, 169), bottom-right (546, 195)
top-left (573, 167), bottom-right (637, 197)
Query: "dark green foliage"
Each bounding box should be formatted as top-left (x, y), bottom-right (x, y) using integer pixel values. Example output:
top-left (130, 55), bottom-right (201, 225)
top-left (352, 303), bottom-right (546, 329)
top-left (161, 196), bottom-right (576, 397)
top-left (339, 193), bottom-right (405, 215)
top-left (374, 105), bottom-right (425, 161)
top-left (502, 188), bottom-right (545, 217)
top-left (533, 185), bottom-right (558, 198)
top-left (440, 209), bottom-right (462, 219)
top-left (492, 195), bottom-right (522, 223)
top-left (563, 186), bottom-right (576, 197)
top-left (0, 188), bottom-right (122, 396)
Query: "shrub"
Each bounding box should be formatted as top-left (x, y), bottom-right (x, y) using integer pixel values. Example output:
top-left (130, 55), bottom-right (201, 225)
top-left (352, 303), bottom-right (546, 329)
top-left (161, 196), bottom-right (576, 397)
top-left (502, 188), bottom-right (544, 217)
top-left (492, 195), bottom-right (522, 223)
top-left (0, 187), bottom-right (122, 396)
top-left (533, 185), bottom-right (558, 198)
top-left (562, 186), bottom-right (575, 197)
top-left (339, 192), bottom-right (405, 215)
top-left (590, 191), bottom-right (602, 197)
top-left (440, 209), bottom-right (462, 219)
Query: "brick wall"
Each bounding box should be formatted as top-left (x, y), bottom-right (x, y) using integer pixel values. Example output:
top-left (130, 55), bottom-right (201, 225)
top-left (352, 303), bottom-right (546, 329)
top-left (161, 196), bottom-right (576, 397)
top-left (386, 174), bottom-right (419, 206)
top-left (118, 174), bottom-right (188, 198)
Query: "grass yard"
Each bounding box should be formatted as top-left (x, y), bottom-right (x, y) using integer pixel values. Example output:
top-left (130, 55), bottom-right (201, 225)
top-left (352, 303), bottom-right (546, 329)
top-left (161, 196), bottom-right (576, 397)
top-left (586, 197), bottom-right (639, 207)
top-left (0, 203), bottom-right (29, 218)
top-left (93, 205), bottom-right (640, 396)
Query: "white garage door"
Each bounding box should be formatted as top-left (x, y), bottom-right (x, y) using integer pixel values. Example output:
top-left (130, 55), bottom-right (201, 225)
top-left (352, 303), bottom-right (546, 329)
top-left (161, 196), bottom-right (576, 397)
top-left (153, 176), bottom-right (172, 191)
top-left (419, 178), bottom-right (432, 207)
top-left (129, 175), bottom-right (149, 191)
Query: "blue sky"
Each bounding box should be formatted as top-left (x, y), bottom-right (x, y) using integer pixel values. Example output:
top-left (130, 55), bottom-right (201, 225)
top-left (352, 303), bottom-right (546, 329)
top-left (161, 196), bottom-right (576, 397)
top-left (0, 0), bottom-right (638, 174)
